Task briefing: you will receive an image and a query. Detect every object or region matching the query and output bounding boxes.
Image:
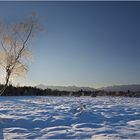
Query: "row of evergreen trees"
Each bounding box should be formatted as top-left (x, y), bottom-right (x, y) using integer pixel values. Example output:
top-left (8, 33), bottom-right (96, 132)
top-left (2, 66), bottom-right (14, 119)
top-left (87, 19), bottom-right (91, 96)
top-left (0, 84), bottom-right (140, 97)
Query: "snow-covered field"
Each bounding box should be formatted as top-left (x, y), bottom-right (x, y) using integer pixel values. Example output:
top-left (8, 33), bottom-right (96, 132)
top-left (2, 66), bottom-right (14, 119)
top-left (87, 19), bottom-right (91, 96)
top-left (0, 96), bottom-right (140, 139)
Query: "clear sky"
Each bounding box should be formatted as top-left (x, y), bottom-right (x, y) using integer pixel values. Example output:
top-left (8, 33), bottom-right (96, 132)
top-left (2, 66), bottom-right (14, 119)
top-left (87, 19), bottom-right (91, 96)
top-left (0, 1), bottom-right (140, 88)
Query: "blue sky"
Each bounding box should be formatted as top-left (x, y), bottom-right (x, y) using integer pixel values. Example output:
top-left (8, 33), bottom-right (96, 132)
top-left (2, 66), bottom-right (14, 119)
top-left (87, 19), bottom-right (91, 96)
top-left (0, 1), bottom-right (140, 88)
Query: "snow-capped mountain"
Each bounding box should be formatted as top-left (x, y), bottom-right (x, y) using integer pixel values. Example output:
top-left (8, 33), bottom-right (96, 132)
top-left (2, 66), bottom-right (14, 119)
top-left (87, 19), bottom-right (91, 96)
top-left (36, 84), bottom-right (140, 92)
top-left (36, 84), bottom-right (96, 91)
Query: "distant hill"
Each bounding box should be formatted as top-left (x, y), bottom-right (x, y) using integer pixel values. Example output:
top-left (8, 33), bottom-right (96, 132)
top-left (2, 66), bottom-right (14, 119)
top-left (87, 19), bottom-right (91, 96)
top-left (99, 84), bottom-right (140, 92)
top-left (36, 84), bottom-right (96, 92)
top-left (36, 84), bottom-right (140, 92)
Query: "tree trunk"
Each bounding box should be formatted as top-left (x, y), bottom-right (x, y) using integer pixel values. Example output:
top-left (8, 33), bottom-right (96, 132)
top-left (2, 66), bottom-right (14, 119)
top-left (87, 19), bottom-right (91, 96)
top-left (0, 83), bottom-right (8, 96)
top-left (0, 72), bottom-right (10, 96)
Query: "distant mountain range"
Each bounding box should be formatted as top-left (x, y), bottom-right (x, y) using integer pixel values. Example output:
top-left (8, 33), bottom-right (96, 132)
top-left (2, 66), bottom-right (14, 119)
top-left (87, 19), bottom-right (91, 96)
top-left (99, 84), bottom-right (140, 92)
top-left (36, 84), bottom-right (96, 92)
top-left (36, 84), bottom-right (140, 92)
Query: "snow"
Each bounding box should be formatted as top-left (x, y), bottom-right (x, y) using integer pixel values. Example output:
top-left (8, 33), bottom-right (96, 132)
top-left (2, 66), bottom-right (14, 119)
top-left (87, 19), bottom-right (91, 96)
top-left (0, 96), bottom-right (140, 139)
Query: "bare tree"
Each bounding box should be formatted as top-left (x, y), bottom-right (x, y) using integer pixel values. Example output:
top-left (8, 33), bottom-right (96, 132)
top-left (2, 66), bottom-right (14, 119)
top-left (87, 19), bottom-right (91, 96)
top-left (0, 13), bottom-right (43, 96)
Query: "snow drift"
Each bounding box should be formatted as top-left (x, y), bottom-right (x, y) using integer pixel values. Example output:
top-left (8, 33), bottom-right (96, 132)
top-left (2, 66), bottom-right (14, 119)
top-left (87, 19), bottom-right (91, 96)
top-left (0, 96), bottom-right (140, 139)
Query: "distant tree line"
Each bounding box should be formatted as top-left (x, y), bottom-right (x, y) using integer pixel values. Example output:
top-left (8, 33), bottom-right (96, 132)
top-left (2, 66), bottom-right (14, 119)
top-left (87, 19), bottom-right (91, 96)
top-left (0, 84), bottom-right (140, 97)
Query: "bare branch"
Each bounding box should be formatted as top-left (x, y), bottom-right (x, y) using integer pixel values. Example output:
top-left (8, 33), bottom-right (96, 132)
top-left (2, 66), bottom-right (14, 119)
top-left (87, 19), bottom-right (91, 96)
top-left (16, 24), bottom-right (33, 61)
top-left (1, 40), bottom-right (8, 53)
